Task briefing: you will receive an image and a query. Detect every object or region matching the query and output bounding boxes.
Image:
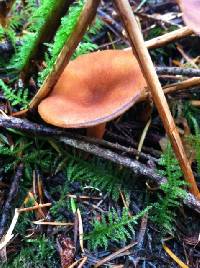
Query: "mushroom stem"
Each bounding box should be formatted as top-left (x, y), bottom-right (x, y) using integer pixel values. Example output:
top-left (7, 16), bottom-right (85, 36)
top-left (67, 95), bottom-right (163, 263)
top-left (87, 123), bottom-right (106, 139)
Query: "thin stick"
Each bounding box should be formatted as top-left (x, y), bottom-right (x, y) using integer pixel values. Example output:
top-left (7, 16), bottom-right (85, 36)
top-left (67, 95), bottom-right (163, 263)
top-left (163, 243), bottom-right (189, 268)
top-left (136, 118), bottom-right (151, 160)
top-left (163, 77), bottom-right (200, 94)
top-left (29, 0), bottom-right (100, 109)
top-left (139, 77), bottom-right (200, 102)
top-left (113, 0), bottom-right (200, 198)
top-left (77, 208), bottom-right (84, 253)
top-left (94, 242), bottom-right (137, 268)
top-left (124, 26), bottom-right (193, 51)
top-left (32, 221), bottom-right (73, 226)
top-left (77, 257), bottom-right (88, 268)
top-left (146, 26), bottom-right (193, 50)
top-left (190, 100), bottom-right (200, 107)
top-left (0, 209), bottom-right (20, 251)
top-left (18, 203), bottom-right (51, 212)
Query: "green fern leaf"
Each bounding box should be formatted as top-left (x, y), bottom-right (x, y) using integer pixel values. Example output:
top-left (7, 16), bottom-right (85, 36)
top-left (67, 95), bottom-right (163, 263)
top-left (86, 206), bottom-right (151, 250)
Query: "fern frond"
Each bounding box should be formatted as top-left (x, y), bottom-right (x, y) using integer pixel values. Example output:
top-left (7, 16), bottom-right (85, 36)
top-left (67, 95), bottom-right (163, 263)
top-left (86, 206), bottom-right (151, 250)
top-left (2, 235), bottom-right (58, 268)
top-left (0, 79), bottom-right (29, 109)
top-left (38, 0), bottom-right (85, 83)
top-left (10, 0), bottom-right (69, 72)
top-left (65, 154), bottom-right (130, 201)
top-left (38, 0), bottom-right (102, 84)
top-left (152, 144), bottom-right (187, 234)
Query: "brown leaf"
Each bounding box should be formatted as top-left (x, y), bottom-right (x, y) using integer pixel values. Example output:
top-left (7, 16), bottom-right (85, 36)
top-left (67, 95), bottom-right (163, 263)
top-left (57, 235), bottom-right (75, 268)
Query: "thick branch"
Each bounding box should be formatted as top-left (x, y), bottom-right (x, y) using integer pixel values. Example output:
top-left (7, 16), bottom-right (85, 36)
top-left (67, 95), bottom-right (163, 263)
top-left (156, 66), bottom-right (200, 77)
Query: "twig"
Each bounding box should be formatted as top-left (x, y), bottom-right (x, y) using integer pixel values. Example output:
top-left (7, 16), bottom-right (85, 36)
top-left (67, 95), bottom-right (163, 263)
top-left (136, 213), bottom-right (148, 249)
top-left (0, 209), bottom-right (19, 251)
top-left (132, 213), bottom-right (148, 267)
top-left (68, 258), bottom-right (86, 268)
top-left (113, 0), bottom-right (200, 199)
top-left (156, 66), bottom-right (200, 77)
top-left (32, 221), bottom-right (73, 226)
top-left (0, 163), bottom-right (23, 240)
top-left (107, 131), bottom-right (161, 158)
top-left (162, 243), bottom-right (189, 268)
top-left (59, 136), bottom-right (167, 185)
top-left (135, 12), bottom-right (181, 28)
top-left (125, 26), bottom-right (193, 51)
top-left (77, 257), bottom-right (88, 268)
top-left (29, 0), bottom-right (101, 109)
top-left (18, 203), bottom-right (52, 212)
top-left (97, 9), bottom-right (124, 36)
top-left (136, 118), bottom-right (151, 160)
top-left (163, 77), bottom-right (200, 95)
top-left (139, 77), bottom-right (200, 102)
top-left (0, 115), bottom-right (65, 135)
top-left (0, 115), bottom-right (178, 183)
top-left (81, 135), bottom-right (159, 163)
top-left (190, 100), bottom-right (200, 107)
top-left (77, 208), bottom-right (84, 253)
top-left (94, 242), bottom-right (137, 268)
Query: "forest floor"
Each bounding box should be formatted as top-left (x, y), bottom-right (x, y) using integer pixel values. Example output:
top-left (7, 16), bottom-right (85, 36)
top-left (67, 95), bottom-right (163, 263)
top-left (0, 0), bottom-right (200, 267)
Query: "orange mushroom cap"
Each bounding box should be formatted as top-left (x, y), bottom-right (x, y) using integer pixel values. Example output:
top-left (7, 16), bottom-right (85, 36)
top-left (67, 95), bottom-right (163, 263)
top-left (38, 50), bottom-right (147, 128)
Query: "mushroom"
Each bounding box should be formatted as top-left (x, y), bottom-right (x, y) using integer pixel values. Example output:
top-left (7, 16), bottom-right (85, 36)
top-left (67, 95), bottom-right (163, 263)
top-left (38, 49), bottom-right (147, 138)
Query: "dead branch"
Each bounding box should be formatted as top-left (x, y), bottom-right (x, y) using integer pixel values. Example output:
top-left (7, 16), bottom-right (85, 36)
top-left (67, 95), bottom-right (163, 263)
top-left (156, 66), bottom-right (200, 77)
top-left (138, 77), bottom-right (200, 102)
top-left (163, 77), bottom-right (200, 94)
top-left (125, 26), bottom-right (194, 51)
top-left (59, 136), bottom-right (166, 184)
